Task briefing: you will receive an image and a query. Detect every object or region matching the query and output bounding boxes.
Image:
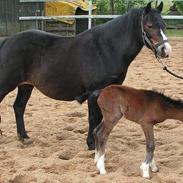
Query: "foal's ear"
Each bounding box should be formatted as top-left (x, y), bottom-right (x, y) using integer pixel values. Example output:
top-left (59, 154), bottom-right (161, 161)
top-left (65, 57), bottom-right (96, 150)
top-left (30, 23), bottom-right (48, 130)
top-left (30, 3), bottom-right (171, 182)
top-left (157, 1), bottom-right (163, 13)
top-left (145, 2), bottom-right (152, 14)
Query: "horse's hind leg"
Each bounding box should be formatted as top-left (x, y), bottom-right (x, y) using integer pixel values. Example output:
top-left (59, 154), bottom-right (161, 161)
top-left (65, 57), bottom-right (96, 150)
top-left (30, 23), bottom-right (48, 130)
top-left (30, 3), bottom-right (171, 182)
top-left (87, 92), bottom-right (103, 150)
top-left (140, 124), bottom-right (158, 179)
top-left (13, 84), bottom-right (33, 143)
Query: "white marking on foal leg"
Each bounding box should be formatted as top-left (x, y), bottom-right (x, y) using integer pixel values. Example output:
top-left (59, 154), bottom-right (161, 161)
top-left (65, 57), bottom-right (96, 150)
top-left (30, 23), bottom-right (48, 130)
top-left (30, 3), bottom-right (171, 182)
top-left (160, 29), bottom-right (172, 56)
top-left (140, 162), bottom-right (150, 179)
top-left (97, 154), bottom-right (106, 175)
top-left (150, 158), bottom-right (159, 172)
top-left (95, 150), bottom-right (100, 163)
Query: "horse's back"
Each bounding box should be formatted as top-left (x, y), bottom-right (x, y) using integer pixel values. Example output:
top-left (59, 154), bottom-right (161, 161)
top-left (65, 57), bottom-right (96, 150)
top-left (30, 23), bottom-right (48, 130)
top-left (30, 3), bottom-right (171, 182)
top-left (0, 30), bottom-right (59, 91)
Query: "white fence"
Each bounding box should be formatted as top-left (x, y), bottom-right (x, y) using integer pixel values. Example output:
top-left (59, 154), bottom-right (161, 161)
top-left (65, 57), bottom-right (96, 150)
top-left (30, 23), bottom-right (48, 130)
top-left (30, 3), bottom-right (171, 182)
top-left (19, 15), bottom-right (183, 30)
top-left (19, 0), bottom-right (183, 30)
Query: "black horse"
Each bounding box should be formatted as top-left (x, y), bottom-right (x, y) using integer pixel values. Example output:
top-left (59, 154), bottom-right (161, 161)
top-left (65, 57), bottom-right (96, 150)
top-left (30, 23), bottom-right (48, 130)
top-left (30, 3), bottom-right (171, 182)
top-left (0, 2), bottom-right (171, 149)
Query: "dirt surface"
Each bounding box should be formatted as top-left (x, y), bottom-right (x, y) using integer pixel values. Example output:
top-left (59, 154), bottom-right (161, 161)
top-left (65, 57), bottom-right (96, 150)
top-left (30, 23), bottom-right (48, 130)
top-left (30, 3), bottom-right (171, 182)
top-left (0, 38), bottom-right (183, 183)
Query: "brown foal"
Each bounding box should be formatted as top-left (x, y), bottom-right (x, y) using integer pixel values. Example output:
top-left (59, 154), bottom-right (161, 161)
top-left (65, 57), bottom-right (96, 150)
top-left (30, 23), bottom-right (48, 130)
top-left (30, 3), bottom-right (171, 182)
top-left (93, 85), bottom-right (183, 179)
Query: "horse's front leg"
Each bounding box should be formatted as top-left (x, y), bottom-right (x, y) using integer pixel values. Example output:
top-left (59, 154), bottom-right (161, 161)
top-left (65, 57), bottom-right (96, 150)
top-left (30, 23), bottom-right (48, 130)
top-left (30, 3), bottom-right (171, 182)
top-left (140, 124), bottom-right (158, 179)
top-left (87, 92), bottom-right (102, 150)
top-left (13, 84), bottom-right (33, 144)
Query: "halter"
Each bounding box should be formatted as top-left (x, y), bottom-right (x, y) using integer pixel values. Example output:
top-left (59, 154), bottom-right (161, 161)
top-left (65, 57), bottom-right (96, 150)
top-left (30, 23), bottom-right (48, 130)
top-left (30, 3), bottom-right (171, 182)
top-left (141, 12), bottom-right (183, 80)
top-left (141, 13), bottom-right (168, 58)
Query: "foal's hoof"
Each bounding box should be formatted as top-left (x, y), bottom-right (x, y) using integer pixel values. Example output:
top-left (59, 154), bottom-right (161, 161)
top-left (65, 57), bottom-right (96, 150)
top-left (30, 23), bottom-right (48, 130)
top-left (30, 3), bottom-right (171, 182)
top-left (140, 163), bottom-right (151, 179)
top-left (150, 166), bottom-right (159, 173)
top-left (140, 169), bottom-right (151, 179)
top-left (150, 160), bottom-right (159, 172)
top-left (100, 169), bottom-right (106, 175)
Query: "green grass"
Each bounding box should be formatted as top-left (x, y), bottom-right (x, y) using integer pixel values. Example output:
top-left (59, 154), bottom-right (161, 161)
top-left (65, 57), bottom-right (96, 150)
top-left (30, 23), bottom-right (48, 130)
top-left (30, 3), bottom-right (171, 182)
top-left (166, 29), bottom-right (183, 37)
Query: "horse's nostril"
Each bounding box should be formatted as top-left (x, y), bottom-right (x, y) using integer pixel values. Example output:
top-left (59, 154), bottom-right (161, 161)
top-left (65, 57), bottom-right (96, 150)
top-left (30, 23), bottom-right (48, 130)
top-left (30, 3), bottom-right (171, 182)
top-left (161, 46), bottom-right (165, 52)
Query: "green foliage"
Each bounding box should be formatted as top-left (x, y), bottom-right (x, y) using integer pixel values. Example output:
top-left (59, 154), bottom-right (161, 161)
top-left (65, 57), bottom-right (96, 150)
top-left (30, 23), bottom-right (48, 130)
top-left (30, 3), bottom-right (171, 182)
top-left (173, 0), bottom-right (183, 15)
top-left (114, 0), bottom-right (126, 14)
top-left (166, 29), bottom-right (183, 37)
top-left (94, 0), bottom-right (147, 24)
top-left (94, 0), bottom-right (147, 15)
top-left (95, 0), bottom-right (109, 14)
top-left (126, 0), bottom-right (147, 11)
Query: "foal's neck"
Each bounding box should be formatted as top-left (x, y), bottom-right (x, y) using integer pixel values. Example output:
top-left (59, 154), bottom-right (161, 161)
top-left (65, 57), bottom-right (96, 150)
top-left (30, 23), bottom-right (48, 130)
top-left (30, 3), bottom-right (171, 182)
top-left (166, 106), bottom-right (183, 122)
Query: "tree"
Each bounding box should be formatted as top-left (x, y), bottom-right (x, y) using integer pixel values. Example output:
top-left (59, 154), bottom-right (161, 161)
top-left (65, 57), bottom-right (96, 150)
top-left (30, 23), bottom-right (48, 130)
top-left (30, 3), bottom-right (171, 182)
top-left (95, 0), bottom-right (147, 15)
top-left (173, 0), bottom-right (183, 14)
top-left (125, 0), bottom-right (146, 12)
top-left (109, 0), bottom-right (115, 14)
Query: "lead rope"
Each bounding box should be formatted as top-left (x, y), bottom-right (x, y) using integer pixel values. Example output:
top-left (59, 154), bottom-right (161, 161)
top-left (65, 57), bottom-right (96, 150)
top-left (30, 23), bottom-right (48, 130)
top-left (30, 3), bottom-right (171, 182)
top-left (141, 13), bottom-right (183, 80)
top-left (157, 58), bottom-right (183, 79)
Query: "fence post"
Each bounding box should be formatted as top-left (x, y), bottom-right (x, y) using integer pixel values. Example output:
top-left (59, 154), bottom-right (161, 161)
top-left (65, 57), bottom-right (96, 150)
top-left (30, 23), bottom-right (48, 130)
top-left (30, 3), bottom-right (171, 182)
top-left (88, 0), bottom-right (92, 29)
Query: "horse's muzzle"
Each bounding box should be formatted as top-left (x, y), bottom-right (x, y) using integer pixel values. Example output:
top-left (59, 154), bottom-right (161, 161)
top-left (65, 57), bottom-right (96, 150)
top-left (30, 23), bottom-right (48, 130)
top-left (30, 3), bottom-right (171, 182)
top-left (156, 42), bottom-right (172, 58)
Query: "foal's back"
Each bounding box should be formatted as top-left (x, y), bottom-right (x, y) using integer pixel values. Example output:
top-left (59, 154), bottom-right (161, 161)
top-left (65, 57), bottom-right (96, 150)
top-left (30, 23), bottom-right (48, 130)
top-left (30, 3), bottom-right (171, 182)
top-left (98, 85), bottom-right (166, 124)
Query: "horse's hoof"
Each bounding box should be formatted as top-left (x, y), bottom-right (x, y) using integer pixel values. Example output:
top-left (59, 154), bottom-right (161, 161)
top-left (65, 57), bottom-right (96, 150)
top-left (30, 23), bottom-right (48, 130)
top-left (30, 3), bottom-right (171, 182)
top-left (88, 143), bottom-right (95, 151)
top-left (22, 138), bottom-right (33, 145)
top-left (17, 134), bottom-right (33, 145)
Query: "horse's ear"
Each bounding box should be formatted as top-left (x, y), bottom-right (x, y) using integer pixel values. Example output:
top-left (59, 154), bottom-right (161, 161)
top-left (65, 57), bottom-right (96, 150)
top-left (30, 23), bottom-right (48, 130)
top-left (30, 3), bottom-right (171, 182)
top-left (145, 2), bottom-right (152, 14)
top-left (157, 1), bottom-right (163, 13)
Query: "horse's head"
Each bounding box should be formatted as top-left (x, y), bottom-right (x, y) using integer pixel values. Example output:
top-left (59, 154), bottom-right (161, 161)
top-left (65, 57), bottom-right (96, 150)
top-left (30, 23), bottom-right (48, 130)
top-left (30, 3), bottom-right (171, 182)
top-left (142, 2), bottom-right (172, 58)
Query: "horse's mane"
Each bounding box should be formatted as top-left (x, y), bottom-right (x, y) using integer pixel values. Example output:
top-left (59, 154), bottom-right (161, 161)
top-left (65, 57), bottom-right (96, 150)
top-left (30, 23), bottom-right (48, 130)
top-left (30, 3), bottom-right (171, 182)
top-left (146, 90), bottom-right (183, 108)
top-left (99, 8), bottom-right (143, 30)
top-left (79, 7), bottom-right (143, 37)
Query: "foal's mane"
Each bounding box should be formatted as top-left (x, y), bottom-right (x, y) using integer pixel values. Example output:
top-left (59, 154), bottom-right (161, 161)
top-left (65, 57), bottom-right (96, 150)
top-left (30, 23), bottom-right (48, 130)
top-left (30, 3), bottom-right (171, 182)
top-left (146, 90), bottom-right (183, 108)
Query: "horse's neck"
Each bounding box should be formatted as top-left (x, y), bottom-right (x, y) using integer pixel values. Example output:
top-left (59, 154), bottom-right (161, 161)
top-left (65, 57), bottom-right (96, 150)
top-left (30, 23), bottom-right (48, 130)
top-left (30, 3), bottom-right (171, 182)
top-left (97, 9), bottom-right (143, 67)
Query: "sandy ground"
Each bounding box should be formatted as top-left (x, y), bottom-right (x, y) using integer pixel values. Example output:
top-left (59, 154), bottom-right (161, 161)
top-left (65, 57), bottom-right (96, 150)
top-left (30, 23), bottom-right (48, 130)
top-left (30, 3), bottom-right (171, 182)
top-left (0, 38), bottom-right (183, 183)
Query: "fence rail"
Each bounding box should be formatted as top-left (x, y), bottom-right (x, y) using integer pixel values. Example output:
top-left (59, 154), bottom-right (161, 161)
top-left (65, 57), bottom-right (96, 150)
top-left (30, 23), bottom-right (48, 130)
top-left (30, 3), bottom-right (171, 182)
top-left (19, 15), bottom-right (183, 20)
top-left (18, 0), bottom-right (183, 30)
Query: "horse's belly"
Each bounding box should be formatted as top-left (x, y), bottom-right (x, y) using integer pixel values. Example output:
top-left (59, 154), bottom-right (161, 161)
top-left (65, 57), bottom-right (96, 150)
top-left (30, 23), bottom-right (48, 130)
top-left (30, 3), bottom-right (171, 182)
top-left (34, 82), bottom-right (84, 101)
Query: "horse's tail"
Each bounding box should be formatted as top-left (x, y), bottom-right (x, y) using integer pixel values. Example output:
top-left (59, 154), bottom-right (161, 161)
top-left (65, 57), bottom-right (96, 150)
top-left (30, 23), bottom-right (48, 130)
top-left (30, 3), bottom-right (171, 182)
top-left (75, 90), bottom-right (101, 104)
top-left (75, 92), bottom-right (91, 104)
top-left (0, 37), bottom-right (7, 50)
top-left (0, 115), bottom-right (2, 135)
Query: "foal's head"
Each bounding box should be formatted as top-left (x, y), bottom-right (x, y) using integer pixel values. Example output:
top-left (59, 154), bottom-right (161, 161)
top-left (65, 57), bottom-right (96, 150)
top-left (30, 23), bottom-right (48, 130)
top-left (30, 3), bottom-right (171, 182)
top-left (141, 2), bottom-right (172, 58)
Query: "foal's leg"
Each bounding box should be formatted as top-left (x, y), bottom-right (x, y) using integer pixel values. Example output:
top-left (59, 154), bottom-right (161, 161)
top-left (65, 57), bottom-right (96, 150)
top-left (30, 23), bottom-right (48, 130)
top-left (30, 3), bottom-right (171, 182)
top-left (140, 124), bottom-right (158, 179)
top-left (94, 112), bottom-right (122, 174)
top-left (87, 92), bottom-right (102, 150)
top-left (13, 84), bottom-right (33, 143)
top-left (93, 121), bottom-right (103, 163)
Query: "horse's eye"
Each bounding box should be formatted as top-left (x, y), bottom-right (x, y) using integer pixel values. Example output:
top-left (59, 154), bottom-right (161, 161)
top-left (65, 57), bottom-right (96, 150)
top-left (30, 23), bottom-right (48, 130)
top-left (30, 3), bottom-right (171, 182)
top-left (148, 25), bottom-right (153, 29)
